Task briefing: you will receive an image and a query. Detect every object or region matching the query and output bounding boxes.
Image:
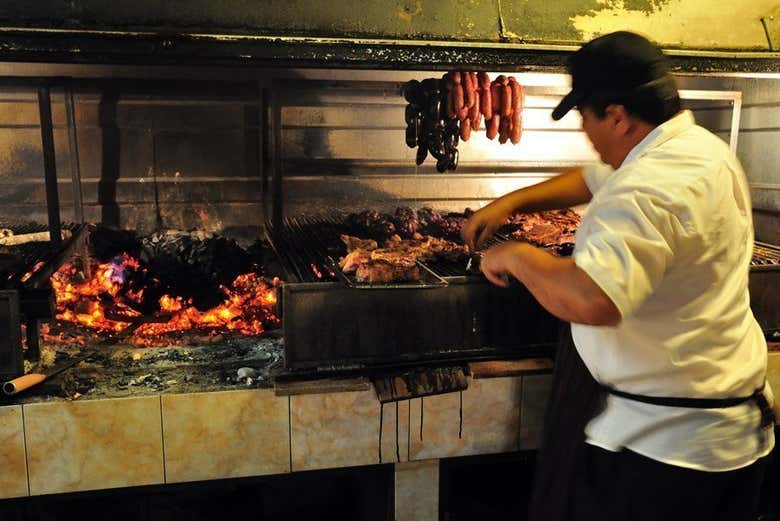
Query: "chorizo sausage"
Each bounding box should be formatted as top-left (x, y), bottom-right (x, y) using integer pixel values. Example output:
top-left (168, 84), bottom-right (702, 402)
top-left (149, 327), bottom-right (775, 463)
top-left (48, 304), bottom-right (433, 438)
top-left (510, 111), bottom-right (522, 144)
top-left (498, 115), bottom-right (510, 144)
top-left (454, 84), bottom-right (465, 115)
top-left (459, 118), bottom-right (472, 141)
top-left (470, 90), bottom-right (482, 131)
top-left (501, 84), bottom-right (512, 118)
top-left (490, 81), bottom-right (501, 113)
top-left (481, 89), bottom-right (492, 120)
top-left (509, 79), bottom-right (524, 144)
top-left (463, 71), bottom-right (475, 109)
top-left (486, 114), bottom-right (500, 140)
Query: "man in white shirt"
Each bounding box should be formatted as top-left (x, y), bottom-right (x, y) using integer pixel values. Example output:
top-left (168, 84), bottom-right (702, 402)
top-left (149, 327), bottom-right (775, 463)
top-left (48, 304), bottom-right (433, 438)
top-left (462, 31), bottom-right (774, 521)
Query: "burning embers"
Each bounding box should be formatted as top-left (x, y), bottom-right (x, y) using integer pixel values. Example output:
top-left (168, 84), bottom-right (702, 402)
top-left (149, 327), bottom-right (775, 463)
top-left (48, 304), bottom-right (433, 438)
top-left (49, 229), bottom-right (281, 347)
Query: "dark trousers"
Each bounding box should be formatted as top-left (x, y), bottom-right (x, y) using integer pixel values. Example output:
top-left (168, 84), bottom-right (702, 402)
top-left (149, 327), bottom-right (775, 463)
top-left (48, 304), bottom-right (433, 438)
top-left (568, 443), bottom-right (770, 521)
top-left (528, 325), bottom-right (772, 521)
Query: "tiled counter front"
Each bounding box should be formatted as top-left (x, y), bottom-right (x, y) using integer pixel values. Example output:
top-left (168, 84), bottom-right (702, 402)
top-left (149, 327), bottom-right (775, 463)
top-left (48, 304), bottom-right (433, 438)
top-left (0, 405), bottom-right (27, 499)
top-left (290, 389), bottom-right (410, 471)
top-left (409, 376), bottom-right (535, 461)
top-left (0, 371), bottom-right (553, 498)
top-left (24, 396), bottom-right (165, 496)
top-left (162, 389), bottom-right (290, 483)
top-left (0, 390), bottom-right (292, 498)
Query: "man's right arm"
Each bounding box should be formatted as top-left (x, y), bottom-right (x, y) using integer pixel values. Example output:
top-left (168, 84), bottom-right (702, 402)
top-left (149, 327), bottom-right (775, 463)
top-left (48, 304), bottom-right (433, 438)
top-left (461, 167), bottom-right (593, 250)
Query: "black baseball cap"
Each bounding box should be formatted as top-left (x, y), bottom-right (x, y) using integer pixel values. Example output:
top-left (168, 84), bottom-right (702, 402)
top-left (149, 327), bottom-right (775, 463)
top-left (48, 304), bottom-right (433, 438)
top-left (552, 31), bottom-right (676, 121)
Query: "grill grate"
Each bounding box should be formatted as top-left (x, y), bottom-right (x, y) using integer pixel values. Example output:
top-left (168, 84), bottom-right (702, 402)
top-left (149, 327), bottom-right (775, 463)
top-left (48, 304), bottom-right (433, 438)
top-left (268, 215), bottom-right (780, 283)
top-left (0, 223), bottom-right (86, 289)
top-left (752, 242), bottom-right (780, 269)
top-left (267, 214), bottom-right (503, 283)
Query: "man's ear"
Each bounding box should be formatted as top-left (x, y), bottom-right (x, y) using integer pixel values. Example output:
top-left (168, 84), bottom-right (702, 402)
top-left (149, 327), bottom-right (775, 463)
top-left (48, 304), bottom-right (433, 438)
top-left (605, 104), bottom-right (631, 135)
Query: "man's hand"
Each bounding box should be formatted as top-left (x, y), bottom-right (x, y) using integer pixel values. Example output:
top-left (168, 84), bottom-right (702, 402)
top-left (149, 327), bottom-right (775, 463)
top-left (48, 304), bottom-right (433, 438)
top-left (479, 241), bottom-right (523, 287)
top-left (461, 200), bottom-right (513, 251)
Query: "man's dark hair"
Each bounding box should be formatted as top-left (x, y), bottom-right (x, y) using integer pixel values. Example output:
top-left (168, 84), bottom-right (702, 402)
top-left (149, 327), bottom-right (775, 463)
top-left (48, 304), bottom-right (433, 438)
top-left (553, 31), bottom-right (682, 126)
top-left (578, 82), bottom-right (682, 126)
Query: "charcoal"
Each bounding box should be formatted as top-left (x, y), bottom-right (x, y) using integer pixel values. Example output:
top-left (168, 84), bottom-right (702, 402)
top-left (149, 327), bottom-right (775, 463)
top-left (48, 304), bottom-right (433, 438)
top-left (247, 240), bottom-right (285, 279)
top-left (87, 225), bottom-right (142, 261)
top-left (139, 233), bottom-right (254, 310)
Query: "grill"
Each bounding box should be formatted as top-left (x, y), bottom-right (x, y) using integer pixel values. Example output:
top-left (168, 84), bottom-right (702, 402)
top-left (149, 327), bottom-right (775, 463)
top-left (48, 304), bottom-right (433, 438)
top-left (268, 214), bottom-right (780, 370)
top-left (267, 214), bottom-right (505, 283)
top-left (752, 242), bottom-right (780, 269)
top-left (0, 223), bottom-right (87, 380)
top-left (268, 214), bottom-right (561, 370)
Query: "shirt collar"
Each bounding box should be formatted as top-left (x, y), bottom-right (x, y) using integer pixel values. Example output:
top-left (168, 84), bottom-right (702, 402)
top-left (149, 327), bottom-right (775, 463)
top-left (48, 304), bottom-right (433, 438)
top-left (621, 110), bottom-right (695, 167)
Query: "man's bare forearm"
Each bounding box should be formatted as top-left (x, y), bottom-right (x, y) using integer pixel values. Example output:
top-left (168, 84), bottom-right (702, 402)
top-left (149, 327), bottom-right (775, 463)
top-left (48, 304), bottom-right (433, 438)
top-left (494, 167), bottom-right (593, 215)
top-left (507, 243), bottom-right (620, 326)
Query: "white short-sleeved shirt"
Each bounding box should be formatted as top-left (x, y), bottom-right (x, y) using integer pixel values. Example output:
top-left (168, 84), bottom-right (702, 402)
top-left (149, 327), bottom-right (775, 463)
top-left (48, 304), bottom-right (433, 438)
top-left (572, 110), bottom-right (773, 471)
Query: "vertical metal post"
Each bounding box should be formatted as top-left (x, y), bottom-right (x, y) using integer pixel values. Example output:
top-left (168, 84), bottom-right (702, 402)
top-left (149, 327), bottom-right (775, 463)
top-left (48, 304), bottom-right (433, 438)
top-left (729, 92), bottom-right (742, 154)
top-left (270, 85), bottom-right (284, 229)
top-left (38, 85), bottom-right (62, 248)
top-left (258, 81), bottom-right (267, 224)
top-left (64, 85), bottom-right (85, 224)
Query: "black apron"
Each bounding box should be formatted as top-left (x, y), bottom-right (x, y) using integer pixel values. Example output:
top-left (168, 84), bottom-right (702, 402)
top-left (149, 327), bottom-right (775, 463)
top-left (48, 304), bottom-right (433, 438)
top-left (527, 324), bottom-right (775, 521)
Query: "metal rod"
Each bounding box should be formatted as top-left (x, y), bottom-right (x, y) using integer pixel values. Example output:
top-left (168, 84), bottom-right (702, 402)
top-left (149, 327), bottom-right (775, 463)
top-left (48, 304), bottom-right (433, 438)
top-left (258, 81), bottom-right (267, 225)
top-left (270, 86), bottom-right (283, 230)
top-left (729, 92), bottom-right (742, 153)
top-left (64, 85), bottom-right (84, 224)
top-left (37, 85), bottom-right (62, 249)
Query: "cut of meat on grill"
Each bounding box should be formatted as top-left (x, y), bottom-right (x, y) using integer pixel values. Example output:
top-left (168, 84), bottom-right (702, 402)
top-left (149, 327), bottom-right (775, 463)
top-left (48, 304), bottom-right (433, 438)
top-left (355, 260), bottom-right (422, 283)
top-left (503, 209), bottom-right (581, 253)
top-left (339, 249), bottom-right (373, 273)
top-left (340, 234), bottom-right (378, 252)
top-left (369, 247), bottom-right (418, 266)
top-left (346, 207), bottom-right (472, 241)
top-left (393, 207), bottom-right (420, 237)
top-left (338, 231), bottom-right (470, 282)
top-left (384, 234), bottom-right (469, 263)
top-left (346, 210), bottom-right (397, 240)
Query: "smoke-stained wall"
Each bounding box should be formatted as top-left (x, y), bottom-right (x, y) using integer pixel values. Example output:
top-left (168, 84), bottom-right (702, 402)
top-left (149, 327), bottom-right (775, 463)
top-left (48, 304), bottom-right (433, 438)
top-left (0, 0), bottom-right (778, 52)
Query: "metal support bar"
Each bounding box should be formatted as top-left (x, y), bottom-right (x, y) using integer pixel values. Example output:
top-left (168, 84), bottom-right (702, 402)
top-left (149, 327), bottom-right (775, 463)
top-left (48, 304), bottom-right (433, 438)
top-left (37, 85), bottom-right (62, 248)
top-left (64, 85), bottom-right (85, 223)
top-left (270, 85), bottom-right (283, 229)
top-left (729, 93), bottom-right (742, 153)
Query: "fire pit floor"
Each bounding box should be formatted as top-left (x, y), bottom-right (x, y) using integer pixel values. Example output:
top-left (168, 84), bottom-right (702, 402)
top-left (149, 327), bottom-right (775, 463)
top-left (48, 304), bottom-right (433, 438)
top-left (8, 333), bottom-right (284, 403)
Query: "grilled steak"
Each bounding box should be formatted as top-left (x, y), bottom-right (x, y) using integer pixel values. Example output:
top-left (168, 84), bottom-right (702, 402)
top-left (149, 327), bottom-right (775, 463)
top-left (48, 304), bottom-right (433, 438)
top-left (339, 249), bottom-right (373, 273)
top-left (340, 234), bottom-right (378, 252)
top-left (338, 231), bottom-right (468, 282)
top-left (355, 260), bottom-right (421, 283)
top-left (503, 209), bottom-right (581, 253)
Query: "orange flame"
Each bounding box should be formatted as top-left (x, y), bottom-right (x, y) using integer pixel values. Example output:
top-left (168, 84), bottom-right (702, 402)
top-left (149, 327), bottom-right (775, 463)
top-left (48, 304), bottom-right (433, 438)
top-left (50, 254), bottom-right (280, 346)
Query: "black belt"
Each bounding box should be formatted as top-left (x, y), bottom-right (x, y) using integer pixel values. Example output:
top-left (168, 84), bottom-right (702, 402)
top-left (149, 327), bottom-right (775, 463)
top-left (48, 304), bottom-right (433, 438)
top-left (602, 386), bottom-right (775, 429)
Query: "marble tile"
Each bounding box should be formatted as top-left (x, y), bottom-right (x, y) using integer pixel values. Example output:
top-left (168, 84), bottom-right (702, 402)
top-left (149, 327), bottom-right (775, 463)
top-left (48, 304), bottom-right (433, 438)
top-left (381, 399), bottom-right (410, 465)
top-left (290, 390), bottom-right (409, 472)
top-left (409, 377), bottom-right (523, 461)
top-left (0, 405), bottom-right (28, 499)
top-left (24, 396), bottom-right (164, 496)
top-left (162, 389), bottom-right (290, 483)
top-left (519, 374), bottom-right (553, 449)
top-left (395, 460), bottom-right (439, 521)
